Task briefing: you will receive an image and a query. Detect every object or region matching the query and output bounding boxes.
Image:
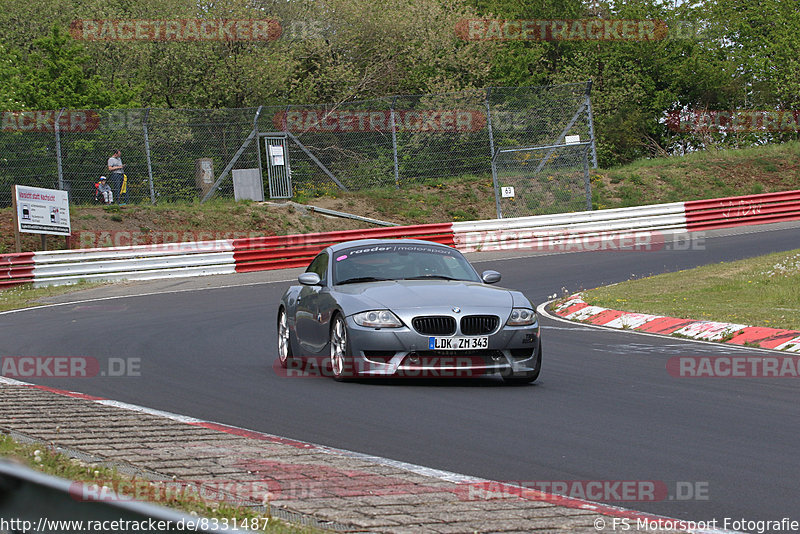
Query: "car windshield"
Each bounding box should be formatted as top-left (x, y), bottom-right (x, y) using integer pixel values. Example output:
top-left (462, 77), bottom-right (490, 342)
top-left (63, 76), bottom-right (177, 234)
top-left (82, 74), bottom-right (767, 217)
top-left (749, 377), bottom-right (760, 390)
top-left (333, 243), bottom-right (481, 285)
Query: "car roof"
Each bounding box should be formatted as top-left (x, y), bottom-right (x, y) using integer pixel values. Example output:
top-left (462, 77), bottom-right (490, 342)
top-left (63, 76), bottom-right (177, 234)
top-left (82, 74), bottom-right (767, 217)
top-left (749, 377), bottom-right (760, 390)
top-left (325, 239), bottom-right (454, 254)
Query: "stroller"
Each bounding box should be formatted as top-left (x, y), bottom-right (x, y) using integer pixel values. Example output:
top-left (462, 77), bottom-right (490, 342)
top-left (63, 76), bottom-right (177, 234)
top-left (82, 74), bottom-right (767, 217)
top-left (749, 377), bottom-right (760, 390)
top-left (94, 176), bottom-right (113, 204)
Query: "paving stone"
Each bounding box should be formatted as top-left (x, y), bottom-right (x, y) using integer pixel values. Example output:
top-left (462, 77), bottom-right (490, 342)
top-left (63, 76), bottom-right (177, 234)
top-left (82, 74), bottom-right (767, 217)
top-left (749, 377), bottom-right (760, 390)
top-left (0, 383), bottom-right (670, 533)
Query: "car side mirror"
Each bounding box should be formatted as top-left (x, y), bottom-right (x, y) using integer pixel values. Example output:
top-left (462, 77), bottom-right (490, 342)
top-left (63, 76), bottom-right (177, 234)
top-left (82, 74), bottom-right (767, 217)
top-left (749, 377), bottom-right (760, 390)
top-left (298, 272), bottom-right (321, 286)
top-left (481, 270), bottom-right (501, 284)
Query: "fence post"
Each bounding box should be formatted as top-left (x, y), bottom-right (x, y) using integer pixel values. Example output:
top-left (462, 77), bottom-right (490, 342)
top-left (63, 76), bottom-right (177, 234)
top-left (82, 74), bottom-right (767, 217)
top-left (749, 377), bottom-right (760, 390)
top-left (143, 108), bottom-right (156, 204)
top-left (485, 88), bottom-right (502, 219)
top-left (253, 106), bottom-right (264, 200)
top-left (55, 108), bottom-right (65, 190)
top-left (585, 80), bottom-right (598, 168)
top-left (583, 145), bottom-right (592, 211)
top-left (390, 96), bottom-right (400, 189)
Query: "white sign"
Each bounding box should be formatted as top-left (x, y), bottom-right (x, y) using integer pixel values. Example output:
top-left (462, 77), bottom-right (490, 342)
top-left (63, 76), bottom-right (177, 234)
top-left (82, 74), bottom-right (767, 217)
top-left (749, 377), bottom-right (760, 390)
top-left (14, 185), bottom-right (71, 236)
top-left (501, 186), bottom-right (515, 198)
top-left (269, 144), bottom-right (285, 166)
top-left (564, 135), bottom-right (581, 144)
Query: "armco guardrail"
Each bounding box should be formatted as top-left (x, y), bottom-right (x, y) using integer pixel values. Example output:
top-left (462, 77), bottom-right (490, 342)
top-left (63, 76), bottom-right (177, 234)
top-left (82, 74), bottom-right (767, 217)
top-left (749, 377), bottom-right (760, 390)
top-left (232, 223), bottom-right (455, 272)
top-left (0, 252), bottom-right (35, 288)
top-left (0, 460), bottom-right (236, 533)
top-left (0, 223), bottom-right (455, 288)
top-left (453, 202), bottom-right (687, 252)
top-left (31, 241), bottom-right (237, 287)
top-left (1, 190), bottom-right (798, 289)
top-left (685, 190), bottom-right (800, 231)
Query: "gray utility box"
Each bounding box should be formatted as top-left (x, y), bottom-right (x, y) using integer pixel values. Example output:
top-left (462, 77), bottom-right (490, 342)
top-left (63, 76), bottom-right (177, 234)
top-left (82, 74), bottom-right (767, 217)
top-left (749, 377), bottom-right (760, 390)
top-left (232, 168), bottom-right (264, 201)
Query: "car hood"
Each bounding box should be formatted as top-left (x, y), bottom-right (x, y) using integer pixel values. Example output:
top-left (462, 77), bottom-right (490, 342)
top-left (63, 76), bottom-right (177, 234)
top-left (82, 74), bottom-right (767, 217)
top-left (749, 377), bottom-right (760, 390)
top-left (334, 280), bottom-right (514, 311)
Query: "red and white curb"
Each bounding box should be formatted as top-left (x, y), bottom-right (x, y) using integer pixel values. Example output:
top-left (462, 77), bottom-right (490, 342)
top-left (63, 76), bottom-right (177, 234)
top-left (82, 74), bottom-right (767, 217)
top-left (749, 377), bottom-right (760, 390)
top-left (550, 294), bottom-right (800, 352)
top-left (0, 375), bottom-right (735, 534)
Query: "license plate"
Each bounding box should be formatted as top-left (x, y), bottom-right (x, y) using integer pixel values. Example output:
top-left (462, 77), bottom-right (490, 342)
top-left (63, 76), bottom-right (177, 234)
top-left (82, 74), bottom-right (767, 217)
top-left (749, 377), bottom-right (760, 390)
top-left (428, 336), bottom-right (489, 350)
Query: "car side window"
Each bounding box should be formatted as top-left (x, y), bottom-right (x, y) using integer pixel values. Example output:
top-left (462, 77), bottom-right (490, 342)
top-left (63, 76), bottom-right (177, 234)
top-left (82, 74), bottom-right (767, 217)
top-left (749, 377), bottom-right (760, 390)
top-left (306, 252), bottom-right (329, 283)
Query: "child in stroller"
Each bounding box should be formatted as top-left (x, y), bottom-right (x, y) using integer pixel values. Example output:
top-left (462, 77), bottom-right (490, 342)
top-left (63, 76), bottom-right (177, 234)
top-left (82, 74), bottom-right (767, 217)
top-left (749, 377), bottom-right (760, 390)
top-left (95, 176), bottom-right (113, 204)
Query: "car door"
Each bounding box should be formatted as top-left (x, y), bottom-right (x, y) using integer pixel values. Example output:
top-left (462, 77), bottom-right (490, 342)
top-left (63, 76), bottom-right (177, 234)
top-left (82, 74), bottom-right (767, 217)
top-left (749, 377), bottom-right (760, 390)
top-left (295, 252), bottom-right (330, 354)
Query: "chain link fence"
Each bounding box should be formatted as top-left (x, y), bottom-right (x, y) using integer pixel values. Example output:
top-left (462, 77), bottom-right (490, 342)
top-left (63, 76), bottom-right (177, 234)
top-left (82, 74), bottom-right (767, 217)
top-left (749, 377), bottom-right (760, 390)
top-left (489, 83), bottom-right (596, 218)
top-left (1, 83), bottom-right (595, 218)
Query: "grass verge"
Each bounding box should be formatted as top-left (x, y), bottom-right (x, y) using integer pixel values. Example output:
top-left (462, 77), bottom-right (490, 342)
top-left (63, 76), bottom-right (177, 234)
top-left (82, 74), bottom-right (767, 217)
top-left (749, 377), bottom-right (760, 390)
top-left (0, 433), bottom-right (322, 533)
top-left (582, 249), bottom-right (800, 331)
top-left (0, 282), bottom-right (106, 313)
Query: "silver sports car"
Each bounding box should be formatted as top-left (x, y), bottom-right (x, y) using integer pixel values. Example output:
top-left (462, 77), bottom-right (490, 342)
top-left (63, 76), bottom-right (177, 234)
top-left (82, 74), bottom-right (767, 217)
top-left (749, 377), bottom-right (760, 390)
top-left (276, 239), bottom-right (541, 383)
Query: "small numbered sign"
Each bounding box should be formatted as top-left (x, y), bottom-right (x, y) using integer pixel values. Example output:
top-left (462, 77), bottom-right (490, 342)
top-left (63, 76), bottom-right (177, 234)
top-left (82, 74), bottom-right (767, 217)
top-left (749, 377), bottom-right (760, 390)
top-left (501, 186), bottom-right (515, 198)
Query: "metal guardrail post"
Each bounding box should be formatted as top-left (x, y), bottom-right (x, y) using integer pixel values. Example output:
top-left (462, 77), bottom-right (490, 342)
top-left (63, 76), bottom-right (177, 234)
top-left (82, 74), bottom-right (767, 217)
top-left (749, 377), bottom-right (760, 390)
top-left (55, 108), bottom-right (65, 190)
top-left (143, 108), bottom-right (156, 204)
top-left (485, 88), bottom-right (502, 219)
top-left (390, 96), bottom-right (400, 189)
top-left (0, 460), bottom-right (238, 532)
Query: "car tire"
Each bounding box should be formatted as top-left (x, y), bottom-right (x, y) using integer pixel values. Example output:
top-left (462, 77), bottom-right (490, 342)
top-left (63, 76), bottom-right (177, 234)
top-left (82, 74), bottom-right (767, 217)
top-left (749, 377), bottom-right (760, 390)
top-left (330, 314), bottom-right (353, 382)
top-left (277, 308), bottom-right (293, 368)
top-left (503, 338), bottom-right (542, 385)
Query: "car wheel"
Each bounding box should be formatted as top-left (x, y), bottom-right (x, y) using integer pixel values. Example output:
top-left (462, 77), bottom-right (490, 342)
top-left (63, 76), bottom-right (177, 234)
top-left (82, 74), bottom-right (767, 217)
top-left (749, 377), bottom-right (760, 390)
top-left (277, 308), bottom-right (293, 368)
top-left (503, 338), bottom-right (542, 385)
top-left (330, 314), bottom-right (352, 381)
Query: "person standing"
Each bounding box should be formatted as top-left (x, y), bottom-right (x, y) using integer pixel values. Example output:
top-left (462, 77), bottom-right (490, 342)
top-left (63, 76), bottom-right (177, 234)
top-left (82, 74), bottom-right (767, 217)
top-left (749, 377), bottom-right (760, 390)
top-left (107, 149), bottom-right (124, 203)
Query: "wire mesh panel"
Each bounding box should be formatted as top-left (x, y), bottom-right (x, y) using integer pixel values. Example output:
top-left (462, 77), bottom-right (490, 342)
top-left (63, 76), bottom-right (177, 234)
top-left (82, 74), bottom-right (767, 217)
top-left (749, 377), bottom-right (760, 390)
top-left (265, 99), bottom-right (396, 197)
top-left (0, 83), bottom-right (595, 212)
top-left (146, 108), bottom-right (259, 202)
top-left (495, 143), bottom-right (591, 218)
top-left (0, 112), bottom-right (59, 207)
top-left (391, 90), bottom-right (490, 186)
top-left (488, 82), bottom-right (595, 217)
top-left (57, 110), bottom-right (148, 204)
top-left (264, 136), bottom-right (292, 198)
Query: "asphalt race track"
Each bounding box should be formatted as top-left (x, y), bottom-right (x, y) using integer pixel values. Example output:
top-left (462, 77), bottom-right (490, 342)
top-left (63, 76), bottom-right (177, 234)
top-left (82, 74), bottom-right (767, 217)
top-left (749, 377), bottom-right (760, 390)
top-left (2, 224), bottom-right (800, 525)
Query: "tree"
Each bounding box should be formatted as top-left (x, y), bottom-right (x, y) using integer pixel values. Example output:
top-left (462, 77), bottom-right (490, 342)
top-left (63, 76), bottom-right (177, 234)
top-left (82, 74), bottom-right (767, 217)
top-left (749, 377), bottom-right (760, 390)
top-left (19, 25), bottom-right (139, 109)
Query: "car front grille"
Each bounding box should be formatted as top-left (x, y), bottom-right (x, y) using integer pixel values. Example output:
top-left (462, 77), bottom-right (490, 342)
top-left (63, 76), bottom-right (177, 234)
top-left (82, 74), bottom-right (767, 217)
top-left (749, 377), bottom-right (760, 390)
top-left (412, 316), bottom-right (456, 336)
top-left (460, 315), bottom-right (499, 335)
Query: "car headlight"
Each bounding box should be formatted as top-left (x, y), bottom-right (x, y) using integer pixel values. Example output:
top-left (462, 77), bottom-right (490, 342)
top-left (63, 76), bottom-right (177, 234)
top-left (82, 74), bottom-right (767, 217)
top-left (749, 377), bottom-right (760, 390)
top-left (507, 308), bottom-right (536, 326)
top-left (353, 310), bottom-right (403, 328)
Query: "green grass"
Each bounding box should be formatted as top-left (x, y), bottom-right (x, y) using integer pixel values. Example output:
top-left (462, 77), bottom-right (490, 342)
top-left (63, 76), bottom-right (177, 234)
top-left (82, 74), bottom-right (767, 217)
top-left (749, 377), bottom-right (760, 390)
top-left (0, 434), bottom-right (322, 533)
top-left (0, 282), bottom-right (104, 312)
top-left (582, 249), bottom-right (800, 331)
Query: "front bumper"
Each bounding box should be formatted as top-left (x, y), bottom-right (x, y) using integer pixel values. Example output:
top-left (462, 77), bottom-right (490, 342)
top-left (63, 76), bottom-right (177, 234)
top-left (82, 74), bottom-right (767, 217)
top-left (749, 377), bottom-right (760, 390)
top-left (344, 315), bottom-right (540, 378)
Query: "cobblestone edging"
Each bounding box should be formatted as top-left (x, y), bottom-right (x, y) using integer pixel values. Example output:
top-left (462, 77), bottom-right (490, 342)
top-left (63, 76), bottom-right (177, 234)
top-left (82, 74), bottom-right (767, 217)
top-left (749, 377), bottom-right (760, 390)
top-left (551, 294), bottom-right (800, 352)
top-left (0, 382), bottom-right (689, 533)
